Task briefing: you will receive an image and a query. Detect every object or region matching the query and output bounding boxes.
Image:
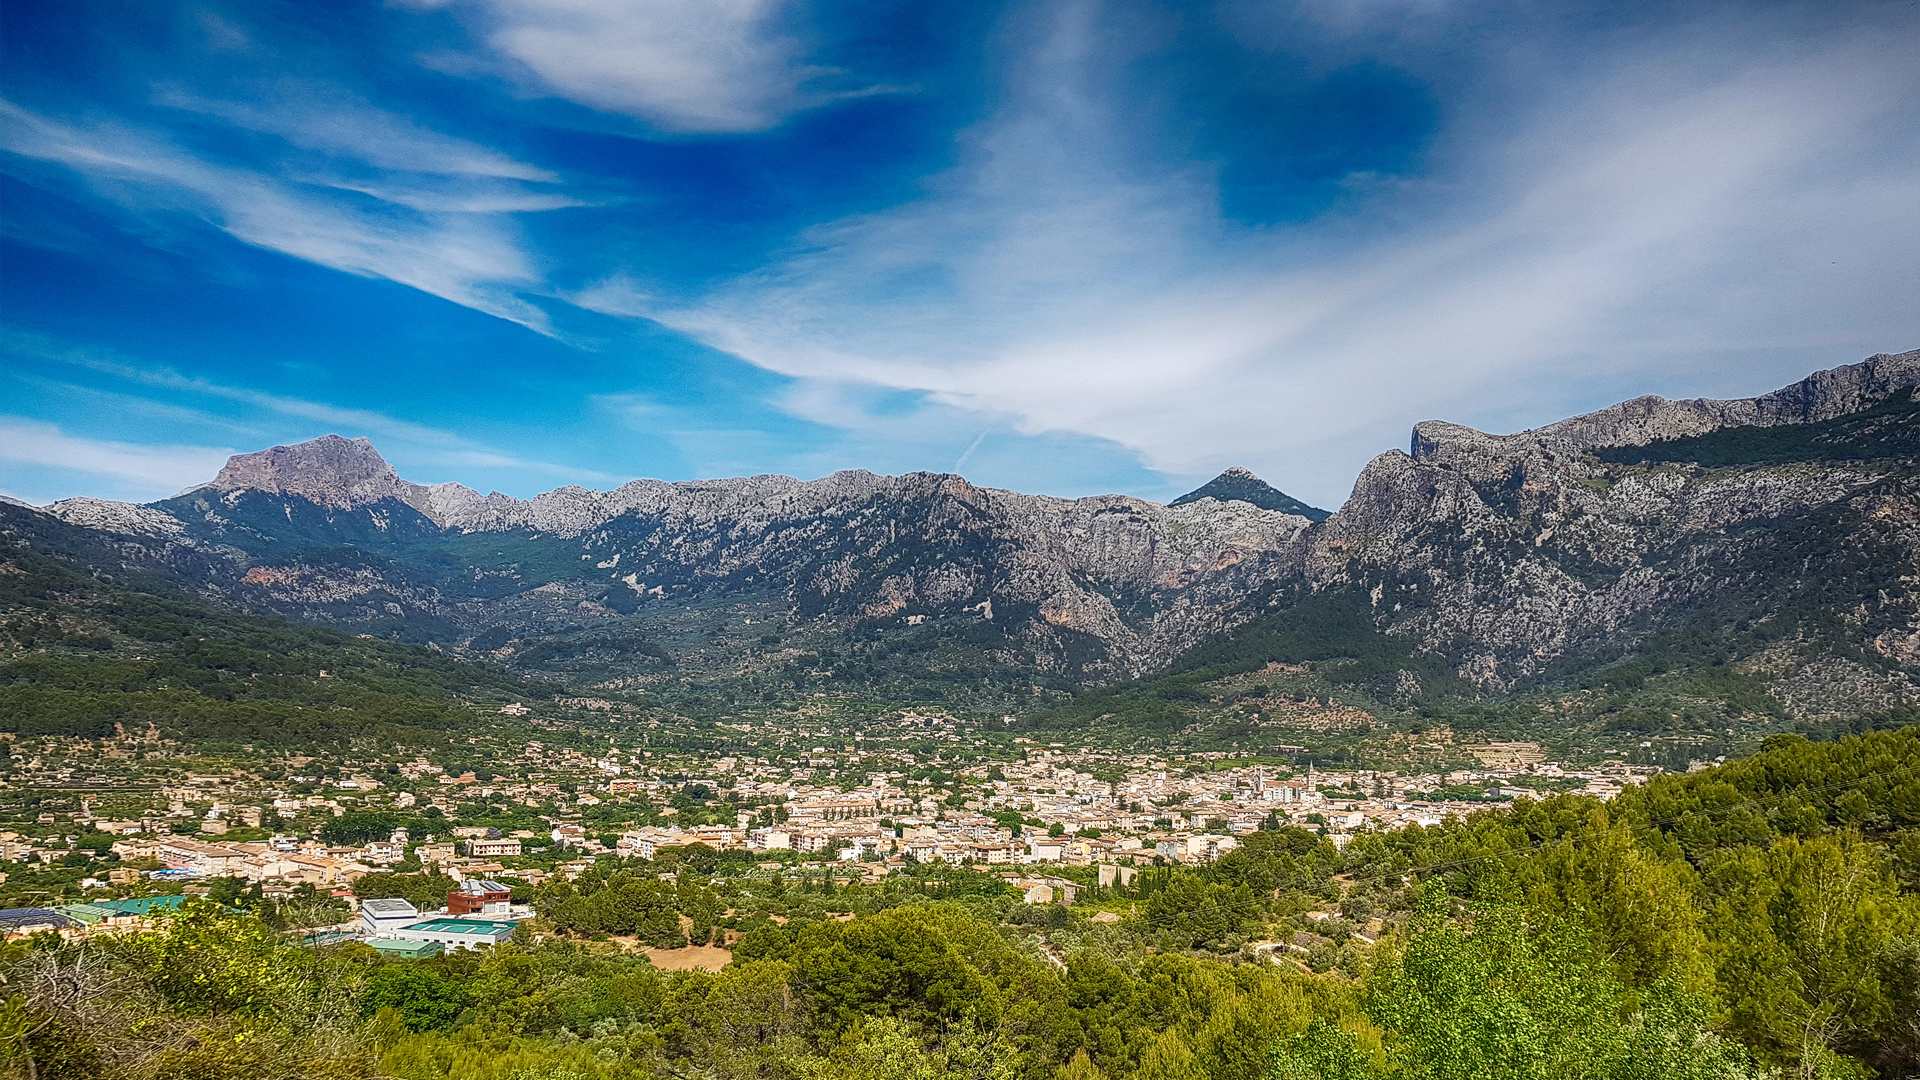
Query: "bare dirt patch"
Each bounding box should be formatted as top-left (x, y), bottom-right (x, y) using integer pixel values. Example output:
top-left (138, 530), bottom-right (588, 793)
top-left (641, 945), bottom-right (733, 971)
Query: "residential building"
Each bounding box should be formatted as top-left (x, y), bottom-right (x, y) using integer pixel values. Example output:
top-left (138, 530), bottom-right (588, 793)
top-left (157, 838), bottom-right (250, 877)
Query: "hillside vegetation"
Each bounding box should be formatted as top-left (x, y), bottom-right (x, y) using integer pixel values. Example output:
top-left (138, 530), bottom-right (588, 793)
top-left (0, 534), bottom-right (543, 749)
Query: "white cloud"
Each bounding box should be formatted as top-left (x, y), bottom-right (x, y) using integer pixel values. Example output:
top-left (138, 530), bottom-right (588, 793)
top-left (0, 99), bottom-right (553, 331)
top-left (642, 7), bottom-right (1920, 507)
top-left (416, 0), bottom-right (841, 133)
top-left (154, 83), bottom-right (559, 182)
top-left (0, 417), bottom-right (235, 499)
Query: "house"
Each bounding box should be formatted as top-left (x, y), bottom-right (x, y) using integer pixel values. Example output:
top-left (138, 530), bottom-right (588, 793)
top-left (970, 843), bottom-right (1016, 864)
top-left (1024, 840), bottom-right (1064, 863)
top-left (465, 838), bottom-right (522, 858)
top-left (616, 829), bottom-right (686, 860)
top-left (791, 831), bottom-right (835, 854)
top-left (1186, 835), bottom-right (1239, 860)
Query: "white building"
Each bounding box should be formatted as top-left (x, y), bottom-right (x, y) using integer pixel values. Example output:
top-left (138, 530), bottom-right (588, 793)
top-left (360, 898), bottom-right (420, 937)
top-left (384, 917), bottom-right (517, 951)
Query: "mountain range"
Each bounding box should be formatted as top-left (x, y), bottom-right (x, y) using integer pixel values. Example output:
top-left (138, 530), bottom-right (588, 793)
top-left (7, 347), bottom-right (1918, 722)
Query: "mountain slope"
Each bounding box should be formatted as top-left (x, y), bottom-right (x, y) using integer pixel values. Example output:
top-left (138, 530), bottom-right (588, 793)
top-left (0, 505), bottom-right (543, 747)
top-left (1042, 348), bottom-right (1920, 738)
top-left (1303, 349), bottom-right (1920, 701)
top-left (1171, 467), bottom-right (1331, 520)
top-left (38, 457), bottom-right (1320, 686)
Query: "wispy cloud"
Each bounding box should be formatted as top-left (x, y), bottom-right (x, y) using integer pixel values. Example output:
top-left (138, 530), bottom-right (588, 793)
top-left (5, 329), bottom-right (482, 449)
top-left (643, 4), bottom-right (1920, 506)
top-left (154, 82), bottom-right (559, 182)
top-left (2, 330), bottom-right (610, 482)
top-left (0, 417), bottom-right (235, 500)
top-left (0, 98), bottom-right (555, 331)
top-left (410, 0), bottom-right (885, 133)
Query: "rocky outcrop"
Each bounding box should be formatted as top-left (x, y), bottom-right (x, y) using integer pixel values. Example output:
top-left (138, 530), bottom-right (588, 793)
top-left (1322, 348), bottom-right (1920, 692)
top-left (199, 435), bottom-right (426, 510)
top-left (44, 497), bottom-right (185, 537)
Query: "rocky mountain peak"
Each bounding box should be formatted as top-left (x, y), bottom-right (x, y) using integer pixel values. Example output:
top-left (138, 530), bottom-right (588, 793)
top-left (202, 434), bottom-right (419, 510)
top-left (1171, 467), bottom-right (1330, 520)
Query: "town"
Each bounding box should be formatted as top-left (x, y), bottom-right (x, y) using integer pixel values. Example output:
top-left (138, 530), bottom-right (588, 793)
top-left (0, 703), bottom-right (1672, 946)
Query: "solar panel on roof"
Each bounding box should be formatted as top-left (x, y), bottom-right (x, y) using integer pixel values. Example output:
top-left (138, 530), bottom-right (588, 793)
top-left (0, 908), bottom-right (78, 930)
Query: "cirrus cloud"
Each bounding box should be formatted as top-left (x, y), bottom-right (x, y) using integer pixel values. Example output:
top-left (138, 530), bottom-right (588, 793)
top-left (639, 3), bottom-right (1920, 506)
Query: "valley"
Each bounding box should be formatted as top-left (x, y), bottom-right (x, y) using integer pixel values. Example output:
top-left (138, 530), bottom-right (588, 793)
top-left (3, 349), bottom-right (1918, 1079)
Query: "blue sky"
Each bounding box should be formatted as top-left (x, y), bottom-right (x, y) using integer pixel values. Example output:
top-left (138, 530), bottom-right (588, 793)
top-left (2, 0), bottom-right (1915, 510)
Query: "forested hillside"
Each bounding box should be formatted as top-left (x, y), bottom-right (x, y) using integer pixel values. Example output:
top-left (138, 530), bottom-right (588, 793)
top-left (0, 514), bottom-right (545, 749)
top-left (8, 727), bottom-right (1915, 1079)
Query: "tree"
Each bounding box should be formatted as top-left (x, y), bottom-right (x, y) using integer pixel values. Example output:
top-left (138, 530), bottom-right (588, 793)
top-left (353, 871), bottom-right (458, 912)
top-left (1267, 1019), bottom-right (1374, 1080)
top-left (1356, 884), bottom-right (1753, 1080)
top-left (363, 963), bottom-right (474, 1031)
top-left (1704, 833), bottom-right (1920, 1073)
top-left (115, 902), bottom-right (316, 1018)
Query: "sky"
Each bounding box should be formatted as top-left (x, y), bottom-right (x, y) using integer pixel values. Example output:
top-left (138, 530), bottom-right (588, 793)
top-left (1, 0), bottom-right (1915, 511)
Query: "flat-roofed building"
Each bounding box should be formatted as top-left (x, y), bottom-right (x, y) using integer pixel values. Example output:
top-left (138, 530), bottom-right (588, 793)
top-left (0, 908), bottom-right (78, 939)
top-left (360, 898), bottom-right (420, 937)
top-left (388, 917), bottom-right (517, 951)
top-left (367, 937), bottom-right (442, 959)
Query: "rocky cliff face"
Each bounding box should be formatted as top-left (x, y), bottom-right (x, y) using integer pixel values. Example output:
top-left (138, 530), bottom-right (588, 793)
top-left (23, 348), bottom-right (1920, 712)
top-left (1303, 349), bottom-right (1920, 713)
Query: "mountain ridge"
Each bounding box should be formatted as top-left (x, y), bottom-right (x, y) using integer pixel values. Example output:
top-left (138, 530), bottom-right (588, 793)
top-left (16, 346), bottom-right (1920, 716)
